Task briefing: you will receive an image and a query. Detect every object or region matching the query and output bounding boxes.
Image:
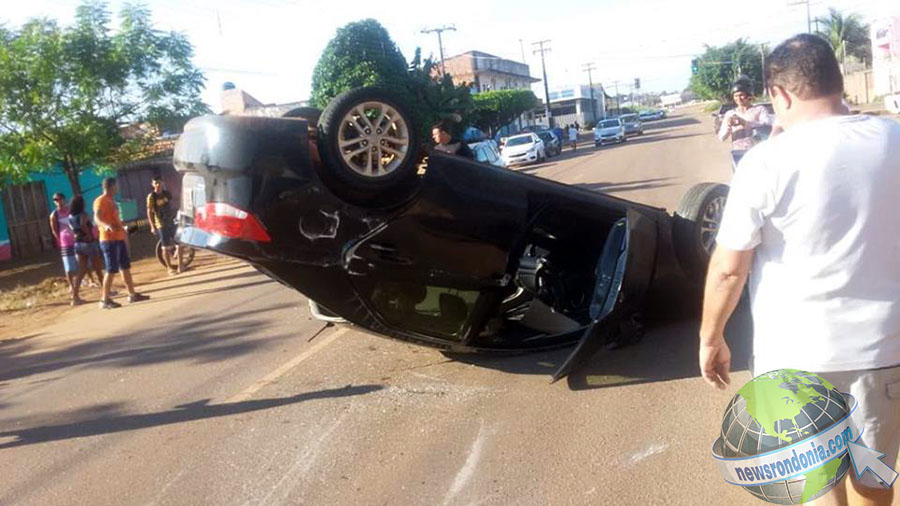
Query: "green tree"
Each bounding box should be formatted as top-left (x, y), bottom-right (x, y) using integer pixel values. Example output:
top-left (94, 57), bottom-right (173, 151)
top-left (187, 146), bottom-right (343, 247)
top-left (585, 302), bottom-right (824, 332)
top-left (406, 48), bottom-right (474, 139)
top-left (311, 21), bottom-right (473, 141)
top-left (689, 39), bottom-right (764, 101)
top-left (815, 8), bottom-right (871, 66)
top-left (0, 1), bottom-right (209, 195)
top-left (310, 19), bottom-right (409, 109)
top-left (470, 89), bottom-right (540, 136)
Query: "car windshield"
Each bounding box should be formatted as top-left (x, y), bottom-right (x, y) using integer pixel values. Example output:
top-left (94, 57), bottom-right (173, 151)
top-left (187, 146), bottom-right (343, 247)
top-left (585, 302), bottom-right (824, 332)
top-left (600, 120), bottom-right (620, 128)
top-left (538, 133), bottom-right (552, 141)
top-left (505, 135), bottom-right (533, 147)
top-left (621, 115), bottom-right (637, 122)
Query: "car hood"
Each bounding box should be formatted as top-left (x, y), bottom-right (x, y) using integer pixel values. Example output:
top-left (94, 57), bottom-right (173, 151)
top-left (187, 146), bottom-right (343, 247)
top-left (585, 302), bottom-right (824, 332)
top-left (502, 143), bottom-right (536, 156)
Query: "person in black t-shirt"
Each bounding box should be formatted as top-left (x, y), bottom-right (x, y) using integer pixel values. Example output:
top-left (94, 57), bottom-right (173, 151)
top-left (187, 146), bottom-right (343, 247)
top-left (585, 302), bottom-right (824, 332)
top-left (147, 175), bottom-right (183, 274)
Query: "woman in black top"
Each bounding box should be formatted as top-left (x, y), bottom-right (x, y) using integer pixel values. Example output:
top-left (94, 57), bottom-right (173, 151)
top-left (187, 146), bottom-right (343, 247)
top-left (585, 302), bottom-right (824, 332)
top-left (68, 195), bottom-right (105, 305)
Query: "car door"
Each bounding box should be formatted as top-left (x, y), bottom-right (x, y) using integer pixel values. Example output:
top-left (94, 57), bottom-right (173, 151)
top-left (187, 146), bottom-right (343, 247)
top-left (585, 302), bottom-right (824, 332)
top-left (551, 208), bottom-right (658, 381)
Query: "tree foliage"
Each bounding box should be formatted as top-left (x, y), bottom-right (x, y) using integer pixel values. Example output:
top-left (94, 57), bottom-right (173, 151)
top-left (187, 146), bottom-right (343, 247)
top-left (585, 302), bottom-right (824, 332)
top-left (815, 8), bottom-right (871, 66)
top-left (470, 89), bottom-right (539, 136)
top-left (406, 48), bottom-right (473, 138)
top-left (310, 20), bottom-right (473, 140)
top-left (689, 39), bottom-right (764, 101)
top-left (0, 1), bottom-right (209, 195)
top-left (310, 19), bottom-right (409, 109)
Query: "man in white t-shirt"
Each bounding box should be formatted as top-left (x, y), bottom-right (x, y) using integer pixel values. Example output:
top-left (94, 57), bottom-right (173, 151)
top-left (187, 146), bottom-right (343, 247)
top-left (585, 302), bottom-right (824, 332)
top-left (699, 34), bottom-right (900, 505)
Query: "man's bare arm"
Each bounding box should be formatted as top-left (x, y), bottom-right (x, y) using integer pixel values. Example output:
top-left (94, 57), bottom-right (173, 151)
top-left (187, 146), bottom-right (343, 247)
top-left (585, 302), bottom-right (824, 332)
top-left (699, 246), bottom-right (754, 389)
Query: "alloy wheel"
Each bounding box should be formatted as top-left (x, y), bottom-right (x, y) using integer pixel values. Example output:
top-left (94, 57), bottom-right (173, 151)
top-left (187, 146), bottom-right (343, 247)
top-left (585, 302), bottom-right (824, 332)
top-left (336, 101), bottom-right (410, 178)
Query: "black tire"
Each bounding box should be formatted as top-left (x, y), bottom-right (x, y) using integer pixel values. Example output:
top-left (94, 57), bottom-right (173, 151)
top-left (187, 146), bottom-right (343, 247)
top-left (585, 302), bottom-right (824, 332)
top-left (673, 183), bottom-right (730, 279)
top-left (156, 240), bottom-right (195, 269)
top-left (282, 106), bottom-right (322, 126)
top-left (317, 87), bottom-right (421, 207)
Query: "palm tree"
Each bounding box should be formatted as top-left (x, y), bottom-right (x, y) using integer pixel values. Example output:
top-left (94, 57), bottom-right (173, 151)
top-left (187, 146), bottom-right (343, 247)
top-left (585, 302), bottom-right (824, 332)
top-left (815, 8), bottom-right (872, 67)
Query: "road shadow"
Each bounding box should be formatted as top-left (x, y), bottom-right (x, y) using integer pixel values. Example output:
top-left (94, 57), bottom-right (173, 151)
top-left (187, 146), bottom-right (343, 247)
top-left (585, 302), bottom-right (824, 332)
top-left (0, 302), bottom-right (299, 382)
top-left (575, 177), bottom-right (679, 194)
top-left (136, 278), bottom-right (276, 305)
top-left (446, 297), bottom-right (753, 389)
top-left (136, 262), bottom-right (247, 287)
top-left (140, 269), bottom-right (262, 295)
top-left (0, 384), bottom-right (382, 449)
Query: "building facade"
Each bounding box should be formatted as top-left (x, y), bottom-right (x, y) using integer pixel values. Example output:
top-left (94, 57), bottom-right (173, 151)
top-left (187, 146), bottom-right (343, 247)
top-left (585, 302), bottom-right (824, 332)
top-left (534, 84), bottom-right (609, 128)
top-left (442, 51), bottom-right (539, 92)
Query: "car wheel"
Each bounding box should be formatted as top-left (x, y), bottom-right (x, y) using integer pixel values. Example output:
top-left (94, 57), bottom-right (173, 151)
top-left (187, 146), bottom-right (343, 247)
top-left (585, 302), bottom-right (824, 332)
top-left (317, 87), bottom-right (421, 207)
top-left (673, 182), bottom-right (730, 280)
top-left (282, 106), bottom-right (322, 126)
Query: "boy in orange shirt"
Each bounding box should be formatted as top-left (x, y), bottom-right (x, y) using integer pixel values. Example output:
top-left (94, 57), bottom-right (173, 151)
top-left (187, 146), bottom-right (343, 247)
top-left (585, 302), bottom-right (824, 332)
top-left (93, 177), bottom-right (148, 309)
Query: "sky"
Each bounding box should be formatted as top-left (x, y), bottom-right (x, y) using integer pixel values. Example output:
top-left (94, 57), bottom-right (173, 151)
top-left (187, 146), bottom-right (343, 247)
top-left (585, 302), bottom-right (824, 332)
top-left (3, 0), bottom-right (894, 111)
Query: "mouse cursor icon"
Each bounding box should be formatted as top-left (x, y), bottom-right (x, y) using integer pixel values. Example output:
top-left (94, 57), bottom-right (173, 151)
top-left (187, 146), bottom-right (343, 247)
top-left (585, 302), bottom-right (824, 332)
top-left (847, 440), bottom-right (899, 488)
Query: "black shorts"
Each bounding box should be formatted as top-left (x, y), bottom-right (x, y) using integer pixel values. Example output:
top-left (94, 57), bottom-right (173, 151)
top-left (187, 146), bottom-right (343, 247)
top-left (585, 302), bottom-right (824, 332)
top-left (157, 224), bottom-right (176, 247)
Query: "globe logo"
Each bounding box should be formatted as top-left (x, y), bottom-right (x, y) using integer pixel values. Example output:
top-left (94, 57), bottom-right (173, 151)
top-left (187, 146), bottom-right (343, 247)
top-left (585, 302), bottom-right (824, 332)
top-left (712, 369), bottom-right (863, 504)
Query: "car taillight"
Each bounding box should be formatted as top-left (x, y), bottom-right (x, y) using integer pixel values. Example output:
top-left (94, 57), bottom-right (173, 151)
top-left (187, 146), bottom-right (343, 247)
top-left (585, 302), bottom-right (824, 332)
top-left (194, 203), bottom-right (271, 243)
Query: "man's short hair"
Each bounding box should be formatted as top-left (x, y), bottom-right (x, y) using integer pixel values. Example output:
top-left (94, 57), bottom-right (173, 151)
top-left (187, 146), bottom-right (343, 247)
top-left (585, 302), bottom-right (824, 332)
top-left (102, 177), bottom-right (117, 190)
top-left (765, 34), bottom-right (843, 100)
top-left (52, 192), bottom-right (65, 200)
top-left (432, 121), bottom-right (449, 133)
top-left (151, 175), bottom-right (163, 183)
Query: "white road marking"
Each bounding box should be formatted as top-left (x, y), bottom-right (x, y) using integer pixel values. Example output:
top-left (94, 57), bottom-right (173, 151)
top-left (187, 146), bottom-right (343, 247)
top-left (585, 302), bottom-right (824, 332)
top-left (258, 409), bottom-right (350, 506)
top-left (623, 442), bottom-right (668, 466)
top-left (145, 468), bottom-right (187, 506)
top-left (225, 327), bottom-right (347, 403)
top-left (443, 420), bottom-right (489, 506)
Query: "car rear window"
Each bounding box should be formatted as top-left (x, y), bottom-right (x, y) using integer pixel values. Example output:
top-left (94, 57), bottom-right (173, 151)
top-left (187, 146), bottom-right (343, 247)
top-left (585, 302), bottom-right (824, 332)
top-left (506, 135), bottom-right (533, 147)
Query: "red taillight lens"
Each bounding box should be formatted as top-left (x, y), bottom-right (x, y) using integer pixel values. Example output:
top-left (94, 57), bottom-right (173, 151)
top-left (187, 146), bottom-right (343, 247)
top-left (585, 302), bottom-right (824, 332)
top-left (194, 203), bottom-right (271, 243)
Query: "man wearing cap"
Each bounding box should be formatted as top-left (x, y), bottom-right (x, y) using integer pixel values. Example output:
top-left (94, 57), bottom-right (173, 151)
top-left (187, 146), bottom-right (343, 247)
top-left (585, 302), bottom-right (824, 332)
top-left (718, 77), bottom-right (776, 167)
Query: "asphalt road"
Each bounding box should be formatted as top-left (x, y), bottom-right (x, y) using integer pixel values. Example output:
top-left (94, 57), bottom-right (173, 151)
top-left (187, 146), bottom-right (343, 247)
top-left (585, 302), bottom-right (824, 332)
top-left (0, 108), bottom-right (763, 506)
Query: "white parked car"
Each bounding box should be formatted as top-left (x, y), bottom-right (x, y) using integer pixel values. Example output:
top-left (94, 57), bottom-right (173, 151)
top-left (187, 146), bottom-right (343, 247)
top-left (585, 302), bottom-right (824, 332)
top-left (500, 133), bottom-right (546, 167)
top-left (593, 118), bottom-right (626, 146)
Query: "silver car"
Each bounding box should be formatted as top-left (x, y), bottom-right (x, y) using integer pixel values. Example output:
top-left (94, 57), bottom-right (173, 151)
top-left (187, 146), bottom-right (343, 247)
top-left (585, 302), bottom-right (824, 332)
top-left (593, 118), bottom-right (626, 146)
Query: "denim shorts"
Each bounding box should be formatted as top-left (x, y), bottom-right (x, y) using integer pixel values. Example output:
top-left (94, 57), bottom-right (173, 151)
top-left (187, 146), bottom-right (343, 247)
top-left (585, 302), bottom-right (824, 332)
top-left (100, 240), bottom-right (131, 274)
top-left (157, 224), bottom-right (177, 247)
top-left (61, 249), bottom-right (78, 273)
top-left (74, 241), bottom-right (100, 259)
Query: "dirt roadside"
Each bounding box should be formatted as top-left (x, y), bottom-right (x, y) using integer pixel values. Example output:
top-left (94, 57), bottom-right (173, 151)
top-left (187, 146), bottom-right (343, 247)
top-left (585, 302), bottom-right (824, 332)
top-left (0, 234), bottom-right (228, 341)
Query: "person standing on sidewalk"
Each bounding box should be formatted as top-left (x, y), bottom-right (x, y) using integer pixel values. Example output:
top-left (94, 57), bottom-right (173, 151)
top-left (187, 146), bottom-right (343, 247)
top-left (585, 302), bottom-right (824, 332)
top-left (67, 195), bottom-right (105, 305)
top-left (48, 192), bottom-right (78, 301)
top-left (699, 34), bottom-right (900, 506)
top-left (147, 176), bottom-right (182, 274)
top-left (568, 124), bottom-right (578, 151)
top-left (93, 177), bottom-right (148, 309)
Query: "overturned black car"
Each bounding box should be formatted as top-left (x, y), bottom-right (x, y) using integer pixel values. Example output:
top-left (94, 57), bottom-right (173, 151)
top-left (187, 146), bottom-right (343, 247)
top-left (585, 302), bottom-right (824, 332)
top-left (173, 87), bottom-right (728, 380)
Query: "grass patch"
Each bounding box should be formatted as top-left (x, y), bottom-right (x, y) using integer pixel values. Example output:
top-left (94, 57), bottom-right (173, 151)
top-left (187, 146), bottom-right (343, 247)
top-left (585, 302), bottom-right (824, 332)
top-left (0, 277), bottom-right (71, 312)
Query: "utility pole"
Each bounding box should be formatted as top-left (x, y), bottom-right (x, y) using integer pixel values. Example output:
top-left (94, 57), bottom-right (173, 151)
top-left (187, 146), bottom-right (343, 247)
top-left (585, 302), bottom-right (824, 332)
top-left (788, 0), bottom-right (812, 33)
top-left (533, 40), bottom-right (553, 127)
top-left (760, 44), bottom-right (767, 97)
top-left (583, 63), bottom-right (597, 123)
top-left (609, 80), bottom-right (622, 115)
top-left (421, 26), bottom-right (456, 75)
top-left (519, 39), bottom-right (526, 62)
